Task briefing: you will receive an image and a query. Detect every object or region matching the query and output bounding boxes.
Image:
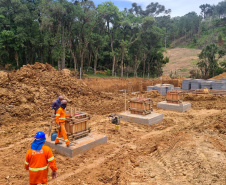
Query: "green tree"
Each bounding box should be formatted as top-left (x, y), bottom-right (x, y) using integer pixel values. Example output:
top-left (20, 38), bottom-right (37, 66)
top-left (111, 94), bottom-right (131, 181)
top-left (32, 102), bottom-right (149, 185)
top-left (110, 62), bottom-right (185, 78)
top-left (97, 1), bottom-right (121, 76)
top-left (197, 44), bottom-right (226, 78)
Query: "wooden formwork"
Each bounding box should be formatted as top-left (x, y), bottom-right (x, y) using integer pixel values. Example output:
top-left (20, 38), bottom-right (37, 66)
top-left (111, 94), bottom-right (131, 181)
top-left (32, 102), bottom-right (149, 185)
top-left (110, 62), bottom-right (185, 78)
top-left (65, 108), bottom-right (91, 140)
top-left (181, 89), bottom-right (226, 95)
top-left (166, 90), bottom-right (183, 104)
top-left (129, 97), bottom-right (153, 115)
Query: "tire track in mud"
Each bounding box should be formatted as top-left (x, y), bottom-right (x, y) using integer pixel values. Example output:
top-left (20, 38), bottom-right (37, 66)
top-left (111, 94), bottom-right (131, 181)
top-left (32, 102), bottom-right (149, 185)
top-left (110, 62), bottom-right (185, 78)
top-left (48, 147), bottom-right (121, 184)
top-left (206, 136), bottom-right (226, 152)
top-left (0, 138), bottom-right (33, 151)
top-left (144, 133), bottom-right (198, 183)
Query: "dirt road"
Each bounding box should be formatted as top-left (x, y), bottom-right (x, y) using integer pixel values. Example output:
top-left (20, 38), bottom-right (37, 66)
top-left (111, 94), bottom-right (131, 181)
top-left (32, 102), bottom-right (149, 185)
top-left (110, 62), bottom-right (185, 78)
top-left (0, 93), bottom-right (225, 185)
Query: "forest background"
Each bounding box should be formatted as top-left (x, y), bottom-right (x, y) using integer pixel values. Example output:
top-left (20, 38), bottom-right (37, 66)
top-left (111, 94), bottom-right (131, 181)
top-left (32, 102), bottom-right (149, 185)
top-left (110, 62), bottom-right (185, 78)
top-left (0, 0), bottom-right (226, 78)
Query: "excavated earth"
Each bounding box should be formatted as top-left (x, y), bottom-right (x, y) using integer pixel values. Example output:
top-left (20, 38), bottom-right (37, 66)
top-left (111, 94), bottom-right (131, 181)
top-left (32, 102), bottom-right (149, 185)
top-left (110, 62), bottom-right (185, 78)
top-left (0, 63), bottom-right (225, 185)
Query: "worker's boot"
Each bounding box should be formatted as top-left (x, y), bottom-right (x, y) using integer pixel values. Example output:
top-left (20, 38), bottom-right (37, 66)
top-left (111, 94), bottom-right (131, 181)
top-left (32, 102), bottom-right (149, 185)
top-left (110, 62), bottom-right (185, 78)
top-left (55, 142), bottom-right (63, 145)
top-left (67, 144), bottom-right (74, 148)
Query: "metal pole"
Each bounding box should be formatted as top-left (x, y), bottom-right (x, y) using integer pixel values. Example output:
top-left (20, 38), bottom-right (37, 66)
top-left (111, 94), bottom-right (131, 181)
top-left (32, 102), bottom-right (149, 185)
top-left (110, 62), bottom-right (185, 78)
top-left (125, 90), bottom-right (126, 112)
top-left (160, 77), bottom-right (162, 101)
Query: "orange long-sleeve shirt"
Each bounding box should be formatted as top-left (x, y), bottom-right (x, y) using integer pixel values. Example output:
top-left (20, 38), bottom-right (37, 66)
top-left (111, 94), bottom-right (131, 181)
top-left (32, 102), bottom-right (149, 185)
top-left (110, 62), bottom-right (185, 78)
top-left (55, 107), bottom-right (66, 124)
top-left (25, 145), bottom-right (57, 184)
top-left (55, 107), bottom-right (70, 124)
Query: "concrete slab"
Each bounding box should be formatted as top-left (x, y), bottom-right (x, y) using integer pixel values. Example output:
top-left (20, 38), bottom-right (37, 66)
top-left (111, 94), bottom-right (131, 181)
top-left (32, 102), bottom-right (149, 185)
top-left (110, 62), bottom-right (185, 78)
top-left (157, 101), bottom-right (191, 112)
top-left (119, 111), bottom-right (163, 126)
top-left (45, 133), bottom-right (107, 158)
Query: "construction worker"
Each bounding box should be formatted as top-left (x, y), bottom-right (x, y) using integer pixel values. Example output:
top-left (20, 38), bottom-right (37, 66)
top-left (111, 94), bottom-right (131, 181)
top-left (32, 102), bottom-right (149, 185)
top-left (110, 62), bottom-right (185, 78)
top-left (25, 131), bottom-right (57, 185)
top-left (55, 100), bottom-right (71, 147)
top-left (51, 96), bottom-right (63, 115)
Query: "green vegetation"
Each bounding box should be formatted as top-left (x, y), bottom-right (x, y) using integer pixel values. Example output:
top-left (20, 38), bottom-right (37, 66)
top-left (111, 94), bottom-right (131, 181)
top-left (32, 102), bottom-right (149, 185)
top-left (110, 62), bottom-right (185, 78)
top-left (0, 0), bottom-right (170, 78)
top-left (0, 0), bottom-right (225, 78)
top-left (197, 44), bottom-right (226, 78)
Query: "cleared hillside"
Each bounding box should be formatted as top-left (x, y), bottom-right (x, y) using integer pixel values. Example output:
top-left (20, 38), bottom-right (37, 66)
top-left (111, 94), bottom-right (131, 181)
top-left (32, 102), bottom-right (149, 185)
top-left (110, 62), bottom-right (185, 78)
top-left (163, 48), bottom-right (201, 77)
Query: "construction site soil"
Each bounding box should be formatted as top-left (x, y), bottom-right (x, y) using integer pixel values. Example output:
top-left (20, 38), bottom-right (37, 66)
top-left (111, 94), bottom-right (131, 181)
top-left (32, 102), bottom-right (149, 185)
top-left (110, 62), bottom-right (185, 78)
top-left (0, 63), bottom-right (225, 185)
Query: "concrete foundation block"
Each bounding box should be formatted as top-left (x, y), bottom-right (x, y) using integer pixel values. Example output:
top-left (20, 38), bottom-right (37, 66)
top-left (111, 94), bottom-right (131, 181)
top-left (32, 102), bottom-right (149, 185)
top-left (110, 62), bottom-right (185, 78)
top-left (191, 79), bottom-right (203, 90)
top-left (119, 111), bottom-right (163, 126)
top-left (212, 81), bottom-right (226, 90)
top-left (157, 101), bottom-right (191, 112)
top-left (45, 133), bottom-right (107, 158)
top-left (174, 87), bottom-right (181, 90)
top-left (182, 78), bottom-right (193, 90)
top-left (147, 86), bottom-right (155, 91)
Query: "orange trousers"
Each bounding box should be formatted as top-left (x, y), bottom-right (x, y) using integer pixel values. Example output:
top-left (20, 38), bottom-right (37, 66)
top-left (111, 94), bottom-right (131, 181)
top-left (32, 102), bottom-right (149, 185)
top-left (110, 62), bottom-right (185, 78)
top-left (55, 123), bottom-right (70, 145)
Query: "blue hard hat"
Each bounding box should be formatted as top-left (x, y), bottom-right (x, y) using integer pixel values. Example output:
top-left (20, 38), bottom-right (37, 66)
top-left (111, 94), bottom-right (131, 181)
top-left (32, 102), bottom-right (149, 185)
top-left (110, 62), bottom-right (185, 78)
top-left (34, 131), bottom-right (46, 139)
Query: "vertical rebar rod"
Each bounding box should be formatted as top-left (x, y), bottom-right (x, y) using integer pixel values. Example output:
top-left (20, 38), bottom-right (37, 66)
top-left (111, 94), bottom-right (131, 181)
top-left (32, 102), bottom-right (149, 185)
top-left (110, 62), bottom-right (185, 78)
top-left (125, 90), bottom-right (126, 112)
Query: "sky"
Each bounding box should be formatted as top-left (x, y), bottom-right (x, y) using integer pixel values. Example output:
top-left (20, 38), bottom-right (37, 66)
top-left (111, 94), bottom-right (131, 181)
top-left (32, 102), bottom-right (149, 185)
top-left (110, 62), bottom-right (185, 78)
top-left (93, 0), bottom-right (223, 17)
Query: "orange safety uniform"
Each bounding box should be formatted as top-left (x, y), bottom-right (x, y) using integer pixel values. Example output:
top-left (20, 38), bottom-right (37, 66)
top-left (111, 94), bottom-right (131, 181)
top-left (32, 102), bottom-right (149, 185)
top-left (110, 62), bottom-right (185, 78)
top-left (25, 145), bottom-right (57, 185)
top-left (55, 107), bottom-right (70, 145)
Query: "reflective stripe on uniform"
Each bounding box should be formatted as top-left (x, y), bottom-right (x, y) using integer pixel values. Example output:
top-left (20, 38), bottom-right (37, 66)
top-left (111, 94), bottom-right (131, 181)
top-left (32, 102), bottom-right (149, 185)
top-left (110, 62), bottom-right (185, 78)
top-left (29, 165), bottom-right (48, 171)
top-left (25, 161), bottom-right (29, 165)
top-left (56, 137), bottom-right (61, 139)
top-left (65, 139), bottom-right (69, 141)
top-left (56, 114), bottom-right (60, 116)
top-left (48, 156), bottom-right (55, 162)
top-left (59, 118), bottom-right (65, 120)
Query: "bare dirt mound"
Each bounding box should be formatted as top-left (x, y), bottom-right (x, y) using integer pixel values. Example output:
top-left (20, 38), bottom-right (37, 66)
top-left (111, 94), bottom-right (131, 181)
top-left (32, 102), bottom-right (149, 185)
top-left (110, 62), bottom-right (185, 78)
top-left (83, 77), bottom-right (183, 93)
top-left (0, 62), bottom-right (186, 125)
top-left (0, 71), bottom-right (7, 77)
top-left (0, 80), bottom-right (225, 184)
top-left (209, 72), bottom-right (226, 80)
top-left (0, 63), bottom-right (125, 124)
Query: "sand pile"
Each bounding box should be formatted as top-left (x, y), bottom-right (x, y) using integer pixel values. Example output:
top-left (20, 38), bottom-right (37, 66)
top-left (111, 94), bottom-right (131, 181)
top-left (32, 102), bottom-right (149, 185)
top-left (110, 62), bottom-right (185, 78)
top-left (0, 63), bottom-right (124, 124)
top-left (0, 71), bottom-right (7, 78)
top-left (210, 72), bottom-right (226, 80)
top-left (160, 75), bottom-right (171, 80)
top-left (83, 76), bottom-right (183, 93)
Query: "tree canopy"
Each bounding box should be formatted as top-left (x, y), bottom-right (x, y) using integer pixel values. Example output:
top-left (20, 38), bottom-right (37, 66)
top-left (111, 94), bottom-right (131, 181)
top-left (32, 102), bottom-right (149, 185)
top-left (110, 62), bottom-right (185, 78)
top-left (0, 0), bottom-right (225, 78)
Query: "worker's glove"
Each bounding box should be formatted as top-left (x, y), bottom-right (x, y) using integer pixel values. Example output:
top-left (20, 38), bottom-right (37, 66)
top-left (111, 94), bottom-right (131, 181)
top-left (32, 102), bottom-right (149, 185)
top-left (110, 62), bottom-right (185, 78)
top-left (51, 171), bottom-right (57, 179)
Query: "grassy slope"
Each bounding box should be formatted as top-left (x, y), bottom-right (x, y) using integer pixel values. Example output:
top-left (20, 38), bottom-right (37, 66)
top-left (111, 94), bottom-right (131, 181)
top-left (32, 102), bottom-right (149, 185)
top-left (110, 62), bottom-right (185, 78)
top-left (163, 48), bottom-right (201, 77)
top-left (163, 19), bottom-right (226, 78)
top-left (163, 47), bottom-right (226, 78)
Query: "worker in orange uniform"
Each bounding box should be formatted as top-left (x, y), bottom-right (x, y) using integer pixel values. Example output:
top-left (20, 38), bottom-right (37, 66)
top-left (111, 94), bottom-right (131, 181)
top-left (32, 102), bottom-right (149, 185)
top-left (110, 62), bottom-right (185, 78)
top-left (55, 99), bottom-right (71, 147)
top-left (25, 131), bottom-right (57, 185)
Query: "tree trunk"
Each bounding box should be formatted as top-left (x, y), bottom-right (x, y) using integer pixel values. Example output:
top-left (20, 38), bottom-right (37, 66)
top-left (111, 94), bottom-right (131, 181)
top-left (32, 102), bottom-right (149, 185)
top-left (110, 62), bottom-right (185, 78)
top-left (143, 54), bottom-right (146, 78)
top-left (15, 51), bottom-right (19, 68)
top-left (134, 56), bottom-right (137, 77)
top-left (143, 60), bottom-right (145, 78)
top-left (80, 51), bottom-right (84, 77)
top-left (61, 26), bottom-right (65, 69)
top-left (148, 62), bottom-right (150, 77)
top-left (57, 59), bottom-right (61, 71)
top-left (40, 47), bottom-right (44, 63)
top-left (73, 55), bottom-right (77, 77)
top-left (94, 52), bottom-right (98, 75)
top-left (112, 55), bottom-right (116, 76)
top-left (121, 47), bottom-right (125, 78)
top-left (87, 52), bottom-right (92, 72)
top-left (111, 38), bottom-right (115, 76)
top-left (69, 54), bottom-right (72, 69)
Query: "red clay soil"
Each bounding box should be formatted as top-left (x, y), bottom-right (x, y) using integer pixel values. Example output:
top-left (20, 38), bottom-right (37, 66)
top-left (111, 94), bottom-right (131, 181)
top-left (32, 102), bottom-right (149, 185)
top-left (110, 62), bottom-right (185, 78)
top-left (0, 63), bottom-right (183, 124)
top-left (0, 63), bottom-right (225, 185)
